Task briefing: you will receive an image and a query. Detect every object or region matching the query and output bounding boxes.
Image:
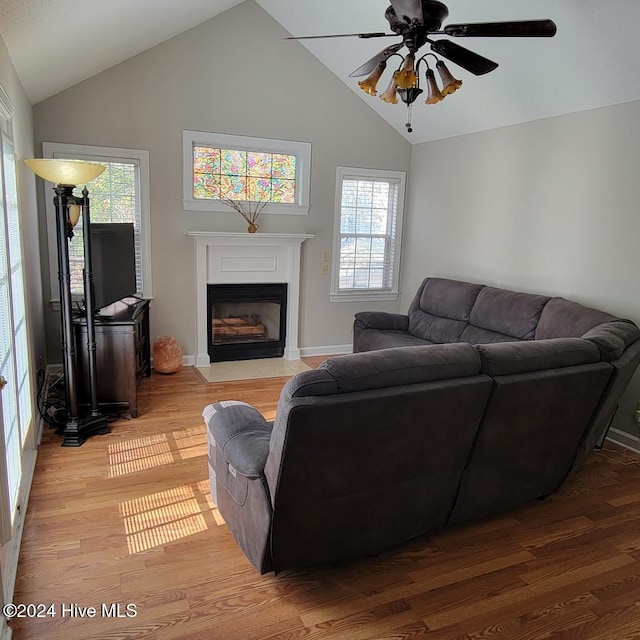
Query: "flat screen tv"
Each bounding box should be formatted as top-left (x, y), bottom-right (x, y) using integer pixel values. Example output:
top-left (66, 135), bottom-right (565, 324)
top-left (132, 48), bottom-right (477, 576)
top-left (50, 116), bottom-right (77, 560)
top-left (90, 223), bottom-right (137, 313)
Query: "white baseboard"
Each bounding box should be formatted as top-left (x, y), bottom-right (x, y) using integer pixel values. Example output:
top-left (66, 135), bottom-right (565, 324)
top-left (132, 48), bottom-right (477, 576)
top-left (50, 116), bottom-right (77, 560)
top-left (606, 427), bottom-right (640, 454)
top-left (183, 345), bottom-right (353, 366)
top-left (299, 345), bottom-right (353, 358)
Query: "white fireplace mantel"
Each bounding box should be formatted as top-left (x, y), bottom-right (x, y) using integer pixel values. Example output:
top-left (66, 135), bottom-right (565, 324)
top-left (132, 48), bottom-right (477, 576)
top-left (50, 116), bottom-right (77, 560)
top-left (186, 231), bottom-right (314, 367)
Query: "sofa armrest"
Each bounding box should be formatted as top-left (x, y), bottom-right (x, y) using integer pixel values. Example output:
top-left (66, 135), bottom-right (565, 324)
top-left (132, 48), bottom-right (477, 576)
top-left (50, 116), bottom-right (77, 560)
top-left (581, 320), bottom-right (640, 361)
top-left (203, 402), bottom-right (272, 478)
top-left (354, 311), bottom-right (409, 332)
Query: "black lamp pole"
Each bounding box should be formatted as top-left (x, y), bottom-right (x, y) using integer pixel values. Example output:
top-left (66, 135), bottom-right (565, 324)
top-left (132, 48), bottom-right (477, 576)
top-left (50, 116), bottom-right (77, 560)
top-left (52, 184), bottom-right (109, 446)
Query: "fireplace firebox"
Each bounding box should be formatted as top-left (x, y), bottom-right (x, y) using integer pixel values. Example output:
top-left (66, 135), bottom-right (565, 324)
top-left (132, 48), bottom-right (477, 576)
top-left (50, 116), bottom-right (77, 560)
top-left (207, 283), bottom-right (287, 362)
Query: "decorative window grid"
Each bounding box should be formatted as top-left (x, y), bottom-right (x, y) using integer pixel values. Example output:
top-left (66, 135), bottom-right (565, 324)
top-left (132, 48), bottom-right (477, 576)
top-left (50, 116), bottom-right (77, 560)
top-left (183, 131), bottom-right (311, 215)
top-left (193, 147), bottom-right (296, 204)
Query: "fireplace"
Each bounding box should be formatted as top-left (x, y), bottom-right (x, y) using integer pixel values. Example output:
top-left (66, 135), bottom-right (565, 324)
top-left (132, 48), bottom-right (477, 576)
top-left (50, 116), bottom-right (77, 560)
top-left (207, 283), bottom-right (287, 362)
top-left (186, 231), bottom-right (314, 367)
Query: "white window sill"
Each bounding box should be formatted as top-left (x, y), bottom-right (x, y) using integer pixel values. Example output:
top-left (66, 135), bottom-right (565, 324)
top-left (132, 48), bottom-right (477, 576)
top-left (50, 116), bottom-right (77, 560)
top-left (330, 290), bottom-right (400, 303)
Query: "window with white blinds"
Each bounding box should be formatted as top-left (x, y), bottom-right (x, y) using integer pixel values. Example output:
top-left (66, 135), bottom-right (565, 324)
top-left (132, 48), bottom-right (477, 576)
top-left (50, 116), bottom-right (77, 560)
top-left (331, 167), bottom-right (406, 302)
top-left (42, 143), bottom-right (152, 304)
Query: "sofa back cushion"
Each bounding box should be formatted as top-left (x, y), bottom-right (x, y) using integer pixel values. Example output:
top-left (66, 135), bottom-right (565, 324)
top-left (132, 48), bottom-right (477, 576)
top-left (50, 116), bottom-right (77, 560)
top-left (278, 343), bottom-right (482, 406)
top-left (450, 361), bottom-right (612, 524)
top-left (535, 297), bottom-right (616, 340)
top-left (266, 375), bottom-right (493, 571)
top-left (408, 277), bottom-right (483, 343)
top-left (476, 338), bottom-right (600, 376)
top-left (461, 286), bottom-right (550, 343)
top-left (320, 343), bottom-right (481, 393)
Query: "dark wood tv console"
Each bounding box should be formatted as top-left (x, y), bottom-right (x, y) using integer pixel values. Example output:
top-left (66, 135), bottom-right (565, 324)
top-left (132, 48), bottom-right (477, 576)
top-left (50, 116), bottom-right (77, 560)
top-left (74, 297), bottom-right (150, 418)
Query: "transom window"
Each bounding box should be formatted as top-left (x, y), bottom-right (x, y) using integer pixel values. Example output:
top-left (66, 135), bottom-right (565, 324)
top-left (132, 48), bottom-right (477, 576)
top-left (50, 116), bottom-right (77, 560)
top-left (193, 147), bottom-right (296, 203)
top-left (331, 167), bottom-right (405, 302)
top-left (183, 131), bottom-right (311, 215)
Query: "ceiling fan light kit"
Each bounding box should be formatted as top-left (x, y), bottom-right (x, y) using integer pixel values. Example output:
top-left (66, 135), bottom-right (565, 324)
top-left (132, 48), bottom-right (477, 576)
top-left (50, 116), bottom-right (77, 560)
top-left (286, 0), bottom-right (556, 133)
top-left (358, 60), bottom-right (387, 95)
top-left (380, 76), bottom-right (400, 104)
top-left (425, 67), bottom-right (444, 104)
top-left (436, 59), bottom-right (462, 95)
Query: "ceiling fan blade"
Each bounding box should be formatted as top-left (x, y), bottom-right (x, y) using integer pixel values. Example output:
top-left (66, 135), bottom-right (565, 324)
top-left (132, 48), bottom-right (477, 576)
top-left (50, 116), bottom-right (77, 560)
top-left (284, 32), bottom-right (395, 40)
top-left (389, 0), bottom-right (424, 25)
top-left (430, 39), bottom-right (498, 76)
top-left (349, 42), bottom-right (405, 78)
top-left (444, 19), bottom-right (557, 38)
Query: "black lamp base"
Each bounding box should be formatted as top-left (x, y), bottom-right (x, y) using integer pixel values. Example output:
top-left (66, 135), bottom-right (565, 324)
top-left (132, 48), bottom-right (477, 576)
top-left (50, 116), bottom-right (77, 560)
top-left (61, 413), bottom-right (110, 447)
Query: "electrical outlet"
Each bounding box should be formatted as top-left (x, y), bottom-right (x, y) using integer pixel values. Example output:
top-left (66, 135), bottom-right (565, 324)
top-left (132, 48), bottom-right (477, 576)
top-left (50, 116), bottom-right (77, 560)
top-left (321, 250), bottom-right (330, 262)
top-left (321, 263), bottom-right (329, 276)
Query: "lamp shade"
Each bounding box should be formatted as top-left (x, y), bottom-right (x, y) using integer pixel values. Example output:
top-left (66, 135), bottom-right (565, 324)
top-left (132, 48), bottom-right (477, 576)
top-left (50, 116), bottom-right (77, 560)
top-left (24, 158), bottom-right (105, 186)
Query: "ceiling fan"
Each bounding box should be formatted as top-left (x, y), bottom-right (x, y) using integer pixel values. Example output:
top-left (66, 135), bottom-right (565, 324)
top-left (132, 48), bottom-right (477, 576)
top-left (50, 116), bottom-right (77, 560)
top-left (286, 0), bottom-right (557, 132)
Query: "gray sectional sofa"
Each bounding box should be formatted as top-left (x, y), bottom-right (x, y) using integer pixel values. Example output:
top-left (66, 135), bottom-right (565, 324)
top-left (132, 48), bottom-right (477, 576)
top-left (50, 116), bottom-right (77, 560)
top-left (204, 277), bottom-right (640, 574)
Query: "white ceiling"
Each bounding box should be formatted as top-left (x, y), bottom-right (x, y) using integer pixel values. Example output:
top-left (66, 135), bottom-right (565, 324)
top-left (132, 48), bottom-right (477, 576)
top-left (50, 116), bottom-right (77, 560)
top-left (1, 0), bottom-right (640, 144)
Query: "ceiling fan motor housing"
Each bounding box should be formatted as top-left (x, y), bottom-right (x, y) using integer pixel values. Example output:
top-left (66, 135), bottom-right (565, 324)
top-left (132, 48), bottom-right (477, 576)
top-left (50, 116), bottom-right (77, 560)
top-left (386, 1), bottom-right (449, 51)
top-left (420, 1), bottom-right (449, 31)
top-left (386, 0), bottom-right (449, 34)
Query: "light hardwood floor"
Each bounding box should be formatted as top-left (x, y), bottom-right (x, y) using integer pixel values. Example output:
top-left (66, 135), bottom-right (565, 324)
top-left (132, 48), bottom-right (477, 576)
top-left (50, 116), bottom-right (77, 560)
top-left (10, 364), bottom-right (640, 639)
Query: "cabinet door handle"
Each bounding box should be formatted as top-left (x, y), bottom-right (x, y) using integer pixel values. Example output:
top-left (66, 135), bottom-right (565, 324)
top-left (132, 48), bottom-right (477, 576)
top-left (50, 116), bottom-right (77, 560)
top-left (0, 376), bottom-right (7, 391)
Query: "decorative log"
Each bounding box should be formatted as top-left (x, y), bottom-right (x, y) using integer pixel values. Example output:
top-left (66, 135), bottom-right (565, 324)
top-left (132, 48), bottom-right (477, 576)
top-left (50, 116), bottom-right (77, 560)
top-left (214, 325), bottom-right (266, 337)
top-left (213, 316), bottom-right (266, 338)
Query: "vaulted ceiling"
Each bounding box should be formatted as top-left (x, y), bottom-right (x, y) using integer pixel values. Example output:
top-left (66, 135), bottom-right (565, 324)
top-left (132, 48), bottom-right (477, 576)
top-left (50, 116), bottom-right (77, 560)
top-left (1, 0), bottom-right (639, 144)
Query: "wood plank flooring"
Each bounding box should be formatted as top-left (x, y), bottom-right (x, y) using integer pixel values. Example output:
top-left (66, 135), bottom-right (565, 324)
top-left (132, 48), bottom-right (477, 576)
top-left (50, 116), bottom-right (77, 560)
top-left (9, 364), bottom-right (640, 639)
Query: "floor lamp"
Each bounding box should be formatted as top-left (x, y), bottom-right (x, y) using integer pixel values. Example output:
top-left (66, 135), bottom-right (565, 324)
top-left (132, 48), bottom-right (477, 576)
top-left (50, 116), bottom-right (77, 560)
top-left (25, 159), bottom-right (110, 446)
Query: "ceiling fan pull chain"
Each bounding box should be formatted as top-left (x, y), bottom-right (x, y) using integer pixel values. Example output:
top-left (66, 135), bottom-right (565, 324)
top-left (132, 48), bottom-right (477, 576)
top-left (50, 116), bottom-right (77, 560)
top-left (405, 103), bottom-right (414, 133)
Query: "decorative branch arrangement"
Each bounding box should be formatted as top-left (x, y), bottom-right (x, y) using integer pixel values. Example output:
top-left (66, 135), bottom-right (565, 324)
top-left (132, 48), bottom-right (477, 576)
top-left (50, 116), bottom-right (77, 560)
top-left (220, 185), bottom-right (284, 232)
top-left (221, 197), bottom-right (269, 226)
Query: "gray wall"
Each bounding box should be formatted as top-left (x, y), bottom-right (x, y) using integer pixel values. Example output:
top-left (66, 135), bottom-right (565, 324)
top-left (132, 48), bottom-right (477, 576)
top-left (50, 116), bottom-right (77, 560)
top-left (402, 100), bottom-right (640, 437)
top-left (33, 0), bottom-right (411, 361)
top-left (0, 35), bottom-right (45, 381)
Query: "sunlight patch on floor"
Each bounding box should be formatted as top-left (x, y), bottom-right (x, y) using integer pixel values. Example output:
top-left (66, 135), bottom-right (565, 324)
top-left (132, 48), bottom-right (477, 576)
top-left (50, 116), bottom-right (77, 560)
top-left (108, 427), bottom-right (207, 478)
top-left (119, 486), bottom-right (209, 554)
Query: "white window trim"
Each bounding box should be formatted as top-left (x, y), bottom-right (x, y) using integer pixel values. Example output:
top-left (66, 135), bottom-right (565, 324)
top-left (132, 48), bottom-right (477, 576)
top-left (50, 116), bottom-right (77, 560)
top-left (42, 142), bottom-right (152, 305)
top-left (330, 167), bottom-right (406, 303)
top-left (182, 130), bottom-right (311, 215)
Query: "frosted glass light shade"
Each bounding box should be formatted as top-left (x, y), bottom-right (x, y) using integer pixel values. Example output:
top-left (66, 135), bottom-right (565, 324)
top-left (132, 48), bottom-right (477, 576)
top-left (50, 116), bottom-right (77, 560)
top-left (68, 205), bottom-right (82, 228)
top-left (24, 158), bottom-right (105, 185)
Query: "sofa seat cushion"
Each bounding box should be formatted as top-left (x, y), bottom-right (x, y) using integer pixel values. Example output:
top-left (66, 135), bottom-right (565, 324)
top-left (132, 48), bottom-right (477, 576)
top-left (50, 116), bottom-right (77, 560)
top-left (468, 286), bottom-right (550, 340)
top-left (460, 325), bottom-right (526, 345)
top-left (355, 328), bottom-right (433, 353)
top-left (408, 278), bottom-right (484, 343)
top-left (476, 338), bottom-right (600, 376)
